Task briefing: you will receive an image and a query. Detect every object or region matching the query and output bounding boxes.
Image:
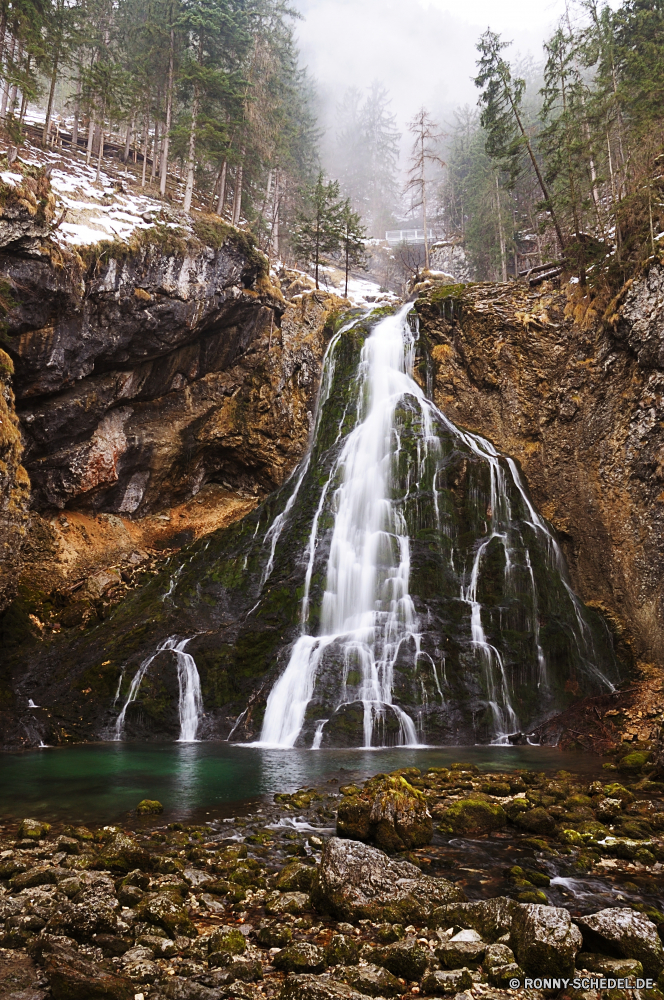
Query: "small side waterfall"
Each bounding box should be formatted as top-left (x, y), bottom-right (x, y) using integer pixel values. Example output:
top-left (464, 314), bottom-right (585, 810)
top-left (249, 303), bottom-right (617, 749)
top-left (114, 636), bottom-right (203, 742)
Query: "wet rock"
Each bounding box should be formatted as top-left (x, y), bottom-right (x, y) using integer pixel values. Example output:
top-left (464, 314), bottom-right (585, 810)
top-left (429, 896), bottom-right (518, 940)
top-left (376, 922), bottom-right (405, 943)
top-left (92, 933), bottom-right (131, 957)
top-left (436, 928), bottom-right (486, 968)
top-left (208, 954), bottom-right (264, 980)
top-left (139, 891), bottom-right (197, 938)
top-left (488, 962), bottom-right (525, 988)
top-left (311, 837), bottom-right (464, 923)
top-left (436, 799), bottom-right (506, 835)
top-left (280, 974), bottom-right (369, 1000)
top-left (18, 818), bottom-right (51, 840)
top-left (336, 775), bottom-right (433, 852)
top-left (96, 832), bottom-right (151, 873)
top-left (45, 873), bottom-right (121, 941)
top-left (575, 907), bottom-right (664, 976)
top-left (514, 807), bottom-right (556, 835)
top-left (0, 858), bottom-right (27, 879)
top-left (370, 936), bottom-right (431, 980)
top-left (9, 865), bottom-right (59, 890)
top-left (118, 884), bottom-right (144, 907)
top-left (597, 798), bottom-right (623, 821)
top-left (136, 799), bottom-right (163, 815)
top-left (484, 943), bottom-right (517, 970)
top-left (335, 962), bottom-right (402, 997)
top-left (56, 836), bottom-right (81, 855)
top-left (325, 933), bottom-right (360, 966)
top-left (208, 925), bottom-right (246, 956)
top-left (257, 921), bottom-right (293, 948)
top-left (163, 977), bottom-right (221, 1000)
top-left (273, 942), bottom-right (327, 973)
top-left (276, 861), bottom-right (318, 892)
top-left (42, 940), bottom-right (134, 1000)
top-left (265, 890), bottom-right (310, 915)
top-left (510, 903), bottom-right (582, 976)
top-left (123, 958), bottom-right (159, 983)
top-left (421, 968), bottom-right (473, 994)
top-left (576, 953), bottom-right (644, 976)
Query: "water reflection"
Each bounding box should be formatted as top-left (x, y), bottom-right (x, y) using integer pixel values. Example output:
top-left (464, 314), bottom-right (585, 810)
top-left (0, 742), bottom-right (606, 825)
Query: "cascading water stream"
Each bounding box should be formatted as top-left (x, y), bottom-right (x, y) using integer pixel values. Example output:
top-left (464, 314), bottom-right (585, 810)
top-left (250, 304), bottom-right (616, 749)
top-left (114, 637), bottom-right (203, 742)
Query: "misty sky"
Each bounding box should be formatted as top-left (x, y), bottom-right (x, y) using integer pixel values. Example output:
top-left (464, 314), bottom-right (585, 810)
top-left (294, 0), bottom-right (590, 135)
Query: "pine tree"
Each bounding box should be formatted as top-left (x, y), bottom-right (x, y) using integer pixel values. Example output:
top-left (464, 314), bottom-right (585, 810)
top-left (337, 199), bottom-right (367, 298)
top-left (291, 171), bottom-right (343, 288)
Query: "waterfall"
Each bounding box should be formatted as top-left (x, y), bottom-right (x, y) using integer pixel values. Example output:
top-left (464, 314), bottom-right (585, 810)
top-left (114, 636), bottom-right (203, 742)
top-left (252, 303), bottom-right (616, 749)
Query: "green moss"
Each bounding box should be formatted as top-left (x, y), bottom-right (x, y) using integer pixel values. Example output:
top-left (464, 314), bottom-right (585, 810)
top-left (438, 798), bottom-right (507, 835)
top-left (619, 751), bottom-right (651, 772)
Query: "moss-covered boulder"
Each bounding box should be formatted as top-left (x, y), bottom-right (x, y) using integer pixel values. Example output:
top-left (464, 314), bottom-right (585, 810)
top-left (139, 891), bottom-right (196, 938)
top-left (312, 837), bottom-right (464, 924)
top-left (208, 925), bottom-right (246, 957)
top-left (514, 806), bottom-right (556, 835)
top-left (136, 800), bottom-right (163, 815)
top-left (96, 833), bottom-right (150, 874)
top-left (370, 937), bottom-right (431, 980)
top-left (273, 942), bottom-right (326, 974)
top-left (18, 818), bottom-right (50, 840)
top-left (276, 861), bottom-right (317, 892)
top-left (336, 963), bottom-right (403, 997)
top-left (336, 774), bottom-right (432, 852)
top-left (325, 934), bottom-right (360, 967)
top-left (257, 921), bottom-right (293, 948)
top-left (437, 798), bottom-right (506, 835)
top-left (619, 752), bottom-right (651, 772)
top-left (421, 969), bottom-right (473, 994)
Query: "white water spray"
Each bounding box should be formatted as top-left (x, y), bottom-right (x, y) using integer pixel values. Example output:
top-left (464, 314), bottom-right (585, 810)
top-left (114, 636), bottom-right (203, 742)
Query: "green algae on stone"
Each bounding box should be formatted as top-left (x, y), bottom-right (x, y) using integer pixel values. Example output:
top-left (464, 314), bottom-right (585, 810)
top-left (437, 798), bottom-right (507, 835)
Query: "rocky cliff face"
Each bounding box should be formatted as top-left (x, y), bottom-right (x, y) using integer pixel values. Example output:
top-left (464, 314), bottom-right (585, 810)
top-left (414, 272), bottom-right (664, 671)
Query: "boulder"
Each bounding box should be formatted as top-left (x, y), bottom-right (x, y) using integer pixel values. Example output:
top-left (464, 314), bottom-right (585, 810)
top-left (514, 807), bottom-right (556, 835)
top-left (511, 904), bottom-right (582, 976)
top-left (325, 933), bottom-right (360, 966)
top-left (42, 941), bottom-right (134, 1000)
top-left (575, 907), bottom-right (664, 976)
top-left (257, 921), bottom-right (293, 948)
top-left (45, 873), bottom-right (121, 941)
top-left (276, 862), bottom-right (318, 892)
top-left (421, 968), bottom-right (473, 994)
top-left (136, 799), bottom-right (163, 815)
top-left (209, 926), bottom-right (246, 956)
top-left (96, 833), bottom-right (150, 873)
top-left (429, 896), bottom-right (518, 940)
top-left (370, 937), bottom-right (431, 980)
top-left (18, 818), bottom-right (51, 840)
top-left (337, 775), bottom-right (433, 852)
top-left (140, 891), bottom-right (197, 938)
top-left (576, 953), bottom-right (644, 977)
top-left (436, 928), bottom-right (485, 968)
top-left (280, 975), bottom-right (369, 1000)
top-left (437, 799), bottom-right (506, 835)
top-left (9, 865), bottom-right (59, 890)
top-left (335, 963), bottom-right (402, 997)
top-left (311, 837), bottom-right (464, 924)
top-left (273, 942), bottom-right (327, 974)
top-left (265, 891), bottom-right (310, 915)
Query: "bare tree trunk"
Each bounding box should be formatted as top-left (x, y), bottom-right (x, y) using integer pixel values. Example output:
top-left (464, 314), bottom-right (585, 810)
top-left (215, 160), bottom-right (228, 215)
top-left (150, 120), bottom-right (158, 183)
top-left (495, 173), bottom-right (507, 282)
top-left (123, 113), bottom-right (133, 164)
top-left (86, 115), bottom-right (95, 166)
top-left (0, 32), bottom-right (14, 120)
top-left (271, 168), bottom-right (279, 256)
top-left (0, 6), bottom-right (8, 75)
top-left (160, 17), bottom-right (175, 198)
top-left (42, 16), bottom-right (61, 147)
top-left (183, 86), bottom-right (199, 213)
top-left (72, 73), bottom-right (81, 151)
top-left (141, 110), bottom-right (149, 187)
top-left (7, 39), bottom-right (20, 118)
top-left (232, 158), bottom-right (244, 225)
top-left (95, 106), bottom-right (106, 183)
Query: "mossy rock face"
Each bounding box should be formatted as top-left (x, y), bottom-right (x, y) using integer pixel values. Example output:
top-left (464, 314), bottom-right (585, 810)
top-left (208, 926), bottom-right (246, 956)
top-left (437, 798), bottom-right (507, 835)
top-left (336, 774), bottom-right (432, 852)
top-left (136, 799), bottom-right (163, 815)
top-left (619, 752), bottom-right (651, 772)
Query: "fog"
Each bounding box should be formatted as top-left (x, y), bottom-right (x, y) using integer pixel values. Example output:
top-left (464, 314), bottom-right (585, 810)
top-left (294, 0), bottom-right (572, 130)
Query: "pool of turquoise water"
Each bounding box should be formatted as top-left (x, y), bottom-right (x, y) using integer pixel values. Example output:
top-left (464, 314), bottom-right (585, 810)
top-left (0, 743), bottom-right (605, 825)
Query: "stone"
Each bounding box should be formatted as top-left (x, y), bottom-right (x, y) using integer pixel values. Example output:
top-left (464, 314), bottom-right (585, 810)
top-left (257, 921), bottom-right (293, 948)
top-left (325, 933), bottom-right (360, 966)
top-left (370, 937), bottom-right (431, 980)
top-left (45, 873), bottom-right (121, 941)
top-left (335, 962), bottom-right (402, 997)
top-left (136, 799), bottom-right (163, 815)
top-left (488, 962), bottom-right (525, 988)
top-left (575, 907), bottom-right (664, 976)
top-left (376, 922), bottom-right (405, 943)
top-left (337, 775), bottom-right (433, 852)
top-left (276, 862), bottom-right (318, 892)
top-left (265, 891), bottom-right (310, 915)
top-left (9, 865), bottom-right (59, 890)
top-left (96, 833), bottom-right (150, 874)
top-left (421, 968), bottom-right (473, 994)
top-left (209, 926), bottom-right (246, 956)
top-left (18, 818), bottom-right (51, 840)
top-left (273, 942), bottom-right (327, 974)
top-left (280, 974), bottom-right (369, 1000)
top-left (483, 944), bottom-right (516, 972)
top-left (123, 958), bottom-right (159, 982)
top-left (436, 799), bottom-right (506, 835)
top-left (42, 941), bottom-right (134, 1000)
top-left (576, 953), bottom-right (644, 976)
top-left (514, 807), bottom-right (556, 835)
top-left (436, 928), bottom-right (486, 968)
top-left (139, 891), bottom-right (197, 938)
top-left (510, 903), bottom-right (582, 976)
top-left (429, 897), bottom-right (518, 940)
top-left (311, 837), bottom-right (464, 924)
